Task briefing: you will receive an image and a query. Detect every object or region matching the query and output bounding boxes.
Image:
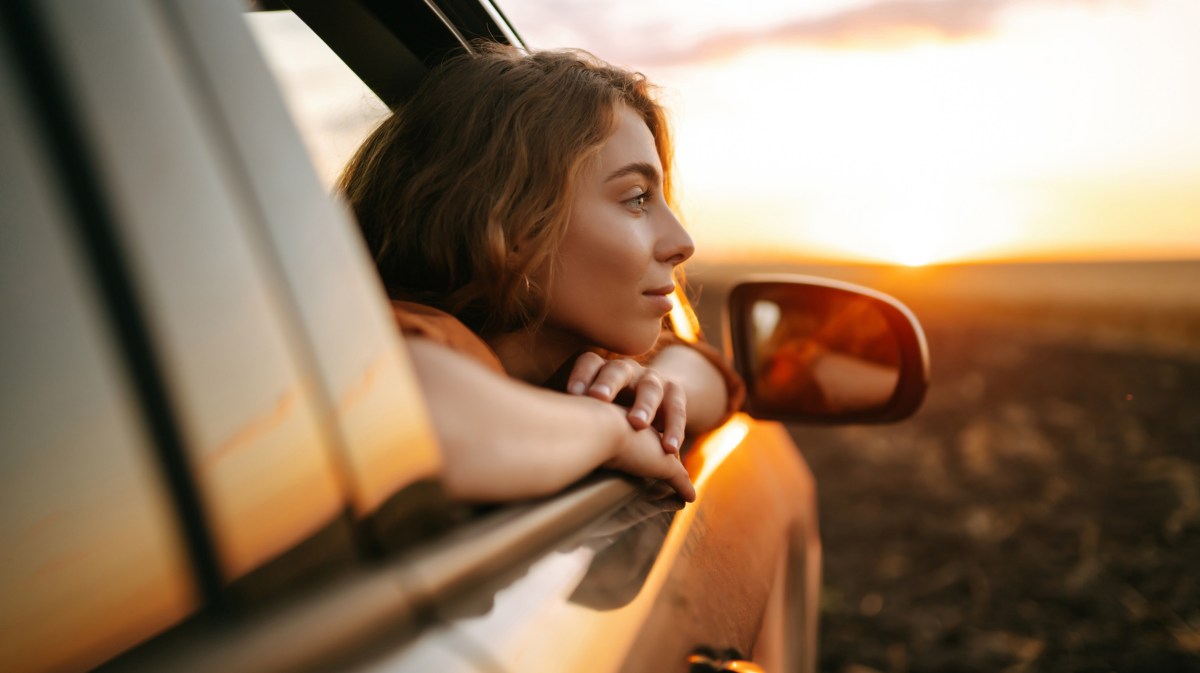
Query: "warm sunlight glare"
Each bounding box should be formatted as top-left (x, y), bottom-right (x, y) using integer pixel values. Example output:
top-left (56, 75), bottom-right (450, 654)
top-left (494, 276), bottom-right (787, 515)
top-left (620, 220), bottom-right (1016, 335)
top-left (657, 2), bottom-right (1200, 264)
top-left (668, 41), bottom-right (1051, 265)
top-left (803, 179), bottom-right (1032, 266)
top-left (668, 288), bottom-right (700, 342)
top-left (690, 416), bottom-right (750, 487)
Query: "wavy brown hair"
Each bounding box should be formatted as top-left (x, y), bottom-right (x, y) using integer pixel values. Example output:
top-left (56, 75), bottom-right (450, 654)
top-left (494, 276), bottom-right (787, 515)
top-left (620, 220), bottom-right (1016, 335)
top-left (339, 42), bottom-right (676, 338)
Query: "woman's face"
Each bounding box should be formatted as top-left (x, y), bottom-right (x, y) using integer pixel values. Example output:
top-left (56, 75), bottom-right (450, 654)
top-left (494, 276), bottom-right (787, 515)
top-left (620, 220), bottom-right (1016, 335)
top-left (543, 104), bottom-right (695, 355)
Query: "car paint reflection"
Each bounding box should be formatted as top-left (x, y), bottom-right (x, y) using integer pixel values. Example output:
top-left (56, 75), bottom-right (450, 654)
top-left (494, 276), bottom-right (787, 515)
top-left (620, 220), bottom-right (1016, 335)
top-left (371, 414), bottom-right (798, 673)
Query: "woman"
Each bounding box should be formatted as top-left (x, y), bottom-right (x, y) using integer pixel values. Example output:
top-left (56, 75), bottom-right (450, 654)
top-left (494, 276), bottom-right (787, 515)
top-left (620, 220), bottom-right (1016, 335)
top-left (340, 43), bottom-right (742, 503)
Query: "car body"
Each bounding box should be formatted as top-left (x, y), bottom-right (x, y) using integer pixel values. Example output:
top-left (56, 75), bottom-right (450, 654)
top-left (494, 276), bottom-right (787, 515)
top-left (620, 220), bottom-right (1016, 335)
top-left (0, 1), bottom-right (927, 672)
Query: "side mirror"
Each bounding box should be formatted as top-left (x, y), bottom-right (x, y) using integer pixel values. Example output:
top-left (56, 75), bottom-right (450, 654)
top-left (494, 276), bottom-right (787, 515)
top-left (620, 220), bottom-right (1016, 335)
top-left (726, 275), bottom-right (929, 424)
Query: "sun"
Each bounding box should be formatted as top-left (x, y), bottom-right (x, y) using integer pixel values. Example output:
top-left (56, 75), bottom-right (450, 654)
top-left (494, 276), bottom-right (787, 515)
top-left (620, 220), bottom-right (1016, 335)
top-left (669, 42), bottom-right (1047, 267)
top-left (798, 178), bottom-right (1032, 266)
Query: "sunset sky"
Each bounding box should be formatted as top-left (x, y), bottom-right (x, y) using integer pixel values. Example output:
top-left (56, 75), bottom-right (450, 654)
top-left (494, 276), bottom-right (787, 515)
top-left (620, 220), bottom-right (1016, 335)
top-left (252, 0), bottom-right (1200, 266)
top-left (499, 0), bottom-right (1200, 265)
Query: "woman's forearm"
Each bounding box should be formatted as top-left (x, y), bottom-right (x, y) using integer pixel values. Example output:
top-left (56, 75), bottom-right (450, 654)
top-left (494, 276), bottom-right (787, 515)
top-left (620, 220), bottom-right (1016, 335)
top-left (649, 344), bottom-right (731, 435)
top-left (404, 338), bottom-right (693, 501)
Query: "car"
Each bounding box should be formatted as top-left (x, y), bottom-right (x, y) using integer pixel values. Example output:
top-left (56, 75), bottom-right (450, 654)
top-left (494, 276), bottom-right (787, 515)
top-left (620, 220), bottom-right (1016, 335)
top-left (0, 1), bottom-right (929, 672)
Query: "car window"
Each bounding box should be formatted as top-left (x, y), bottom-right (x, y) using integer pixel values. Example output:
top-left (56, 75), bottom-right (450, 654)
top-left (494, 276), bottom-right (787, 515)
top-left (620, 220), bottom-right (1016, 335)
top-left (245, 10), bottom-right (391, 189)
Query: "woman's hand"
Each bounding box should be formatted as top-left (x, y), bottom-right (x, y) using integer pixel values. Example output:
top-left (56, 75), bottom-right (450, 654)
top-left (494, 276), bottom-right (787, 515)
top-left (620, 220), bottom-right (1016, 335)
top-left (410, 339), bottom-right (695, 503)
top-left (605, 425), bottom-right (696, 502)
top-left (566, 352), bottom-right (686, 453)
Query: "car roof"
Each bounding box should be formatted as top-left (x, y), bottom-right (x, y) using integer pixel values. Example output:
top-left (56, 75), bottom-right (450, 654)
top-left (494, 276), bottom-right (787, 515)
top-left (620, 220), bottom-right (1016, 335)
top-left (257, 0), bottom-right (523, 108)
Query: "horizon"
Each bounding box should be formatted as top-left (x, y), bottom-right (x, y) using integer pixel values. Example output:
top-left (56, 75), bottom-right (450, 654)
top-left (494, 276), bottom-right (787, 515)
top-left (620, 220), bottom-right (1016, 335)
top-left (686, 253), bottom-right (1200, 315)
top-left (690, 246), bottom-right (1200, 267)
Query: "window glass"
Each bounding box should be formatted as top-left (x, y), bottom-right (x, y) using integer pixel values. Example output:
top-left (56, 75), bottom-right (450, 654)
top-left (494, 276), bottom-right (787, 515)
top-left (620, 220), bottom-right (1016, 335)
top-left (245, 11), bottom-right (391, 188)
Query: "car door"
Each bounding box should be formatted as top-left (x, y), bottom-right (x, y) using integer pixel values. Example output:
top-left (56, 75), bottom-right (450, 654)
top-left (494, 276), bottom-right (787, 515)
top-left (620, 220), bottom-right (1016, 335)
top-left (1, 1), bottom-right (824, 672)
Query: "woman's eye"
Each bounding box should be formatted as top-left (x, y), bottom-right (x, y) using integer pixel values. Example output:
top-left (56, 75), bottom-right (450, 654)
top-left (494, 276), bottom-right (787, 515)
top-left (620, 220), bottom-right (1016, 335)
top-left (625, 193), bottom-right (649, 212)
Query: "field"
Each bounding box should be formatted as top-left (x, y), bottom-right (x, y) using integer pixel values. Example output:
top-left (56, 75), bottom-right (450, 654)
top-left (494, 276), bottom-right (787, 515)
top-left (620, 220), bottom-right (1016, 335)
top-left (689, 260), bottom-right (1200, 673)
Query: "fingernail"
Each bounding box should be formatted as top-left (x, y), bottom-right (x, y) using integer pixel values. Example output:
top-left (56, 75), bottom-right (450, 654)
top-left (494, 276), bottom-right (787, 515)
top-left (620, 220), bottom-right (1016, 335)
top-left (592, 384), bottom-right (612, 398)
top-left (666, 436), bottom-right (680, 452)
top-left (630, 409), bottom-right (648, 424)
top-left (568, 381), bottom-right (586, 395)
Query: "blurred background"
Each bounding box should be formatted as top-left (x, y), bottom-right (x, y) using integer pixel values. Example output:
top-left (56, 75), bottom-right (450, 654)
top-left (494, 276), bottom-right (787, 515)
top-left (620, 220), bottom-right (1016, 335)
top-left (249, 0), bottom-right (1200, 670)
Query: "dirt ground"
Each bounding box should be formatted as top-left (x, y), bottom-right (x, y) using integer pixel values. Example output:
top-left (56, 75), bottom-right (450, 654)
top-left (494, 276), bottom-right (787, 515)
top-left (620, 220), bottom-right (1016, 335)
top-left (692, 260), bottom-right (1200, 673)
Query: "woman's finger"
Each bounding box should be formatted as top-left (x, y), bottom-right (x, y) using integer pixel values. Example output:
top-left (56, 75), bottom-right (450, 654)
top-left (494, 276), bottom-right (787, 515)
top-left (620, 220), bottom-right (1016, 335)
top-left (587, 358), bottom-right (638, 402)
top-left (566, 352), bottom-right (606, 395)
top-left (607, 428), bottom-right (695, 502)
top-left (627, 373), bottom-right (665, 431)
top-left (661, 455), bottom-right (696, 502)
top-left (659, 381), bottom-right (687, 453)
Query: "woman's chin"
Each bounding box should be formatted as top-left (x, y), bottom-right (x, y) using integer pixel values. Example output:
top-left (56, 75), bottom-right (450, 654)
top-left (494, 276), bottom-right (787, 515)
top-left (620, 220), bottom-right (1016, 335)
top-left (597, 327), bottom-right (661, 358)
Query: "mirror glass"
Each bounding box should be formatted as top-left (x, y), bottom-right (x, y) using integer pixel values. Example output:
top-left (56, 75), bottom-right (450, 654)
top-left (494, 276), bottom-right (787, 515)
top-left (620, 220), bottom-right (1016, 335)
top-left (746, 287), bottom-right (902, 416)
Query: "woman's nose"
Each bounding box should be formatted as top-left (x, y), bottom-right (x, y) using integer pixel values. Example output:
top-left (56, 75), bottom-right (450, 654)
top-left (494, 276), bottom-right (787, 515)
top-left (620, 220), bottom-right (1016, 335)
top-left (655, 209), bottom-right (694, 266)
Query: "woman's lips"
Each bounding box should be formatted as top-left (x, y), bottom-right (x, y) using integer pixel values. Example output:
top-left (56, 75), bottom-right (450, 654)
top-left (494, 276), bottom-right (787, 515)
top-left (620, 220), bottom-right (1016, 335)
top-left (643, 286), bottom-right (675, 314)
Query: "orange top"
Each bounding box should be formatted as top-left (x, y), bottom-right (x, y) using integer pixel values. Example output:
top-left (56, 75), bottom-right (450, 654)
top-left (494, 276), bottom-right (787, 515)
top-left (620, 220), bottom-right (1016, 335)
top-left (390, 300), bottom-right (745, 422)
top-left (390, 300), bottom-right (506, 375)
